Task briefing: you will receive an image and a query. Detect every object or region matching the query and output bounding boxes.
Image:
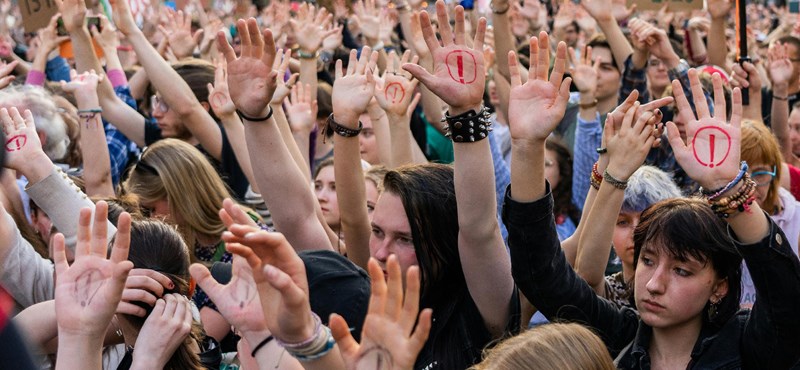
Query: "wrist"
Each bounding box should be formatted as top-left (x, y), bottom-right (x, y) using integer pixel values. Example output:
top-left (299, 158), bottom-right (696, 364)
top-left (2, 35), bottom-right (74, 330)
top-left (75, 95), bottom-right (100, 108)
top-left (595, 17), bottom-right (616, 27)
top-left (447, 104), bottom-right (481, 117)
top-left (604, 164), bottom-right (631, 183)
top-left (332, 112), bottom-right (361, 129)
top-left (242, 328), bottom-right (273, 349)
top-left (663, 55), bottom-right (681, 69)
top-left (773, 83), bottom-right (789, 95)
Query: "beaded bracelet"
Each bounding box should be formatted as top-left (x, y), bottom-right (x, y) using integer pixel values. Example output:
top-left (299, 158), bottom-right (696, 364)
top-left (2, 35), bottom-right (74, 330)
top-left (590, 162), bottom-right (603, 190)
top-left (701, 161), bottom-right (748, 200)
top-left (708, 176), bottom-right (757, 218)
top-left (291, 327), bottom-right (336, 362)
top-left (603, 169), bottom-right (628, 190)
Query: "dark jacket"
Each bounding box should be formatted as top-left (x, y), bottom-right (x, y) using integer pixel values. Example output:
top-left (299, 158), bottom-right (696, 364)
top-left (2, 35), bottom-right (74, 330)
top-left (502, 184), bottom-right (800, 370)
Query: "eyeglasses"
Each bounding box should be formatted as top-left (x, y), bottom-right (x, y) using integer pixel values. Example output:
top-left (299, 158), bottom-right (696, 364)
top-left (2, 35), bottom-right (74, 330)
top-left (150, 95), bottom-right (169, 113)
top-left (751, 166), bottom-right (777, 187)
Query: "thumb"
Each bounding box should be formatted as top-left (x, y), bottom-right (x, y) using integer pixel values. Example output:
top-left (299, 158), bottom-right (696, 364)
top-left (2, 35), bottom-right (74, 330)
top-left (402, 63), bottom-right (434, 90)
top-left (193, 29), bottom-right (204, 45)
top-left (329, 313), bottom-right (359, 356)
top-left (207, 82), bottom-right (214, 95)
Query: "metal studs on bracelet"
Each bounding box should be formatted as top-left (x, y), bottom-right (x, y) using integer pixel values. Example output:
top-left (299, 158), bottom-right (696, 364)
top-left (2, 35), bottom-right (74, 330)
top-left (441, 106), bottom-right (492, 143)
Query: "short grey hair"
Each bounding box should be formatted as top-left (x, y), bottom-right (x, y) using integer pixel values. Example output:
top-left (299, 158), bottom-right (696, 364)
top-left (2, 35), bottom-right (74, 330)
top-left (0, 85), bottom-right (69, 161)
top-left (622, 165), bottom-right (682, 213)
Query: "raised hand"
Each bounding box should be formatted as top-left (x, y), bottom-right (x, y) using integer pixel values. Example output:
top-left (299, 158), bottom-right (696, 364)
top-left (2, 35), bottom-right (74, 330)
top-left (130, 294), bottom-right (193, 369)
top-left (108, 0), bottom-right (139, 35)
top-left (768, 43), bottom-right (793, 88)
top-left (375, 50), bottom-right (420, 116)
top-left (354, 0), bottom-right (381, 41)
top-left (507, 32), bottom-right (572, 143)
top-left (580, 0), bottom-right (613, 22)
top-left (322, 20), bottom-right (344, 53)
top-left (54, 201), bottom-right (133, 337)
top-left (666, 71), bottom-right (743, 190)
top-left (569, 45), bottom-right (599, 95)
top-left (38, 14), bottom-right (70, 54)
top-left (190, 255), bottom-right (268, 334)
top-left (291, 4), bottom-right (338, 54)
top-left (285, 83), bottom-right (318, 134)
top-left (330, 257), bottom-right (432, 370)
top-left (55, 0), bottom-right (87, 33)
top-left (606, 91), bottom-right (672, 148)
top-left (207, 59), bottom-right (236, 118)
top-left (217, 18), bottom-right (278, 119)
top-left (515, 0), bottom-right (542, 21)
top-left (707, 0), bottom-right (733, 19)
top-left (332, 48), bottom-right (379, 124)
top-left (402, 1), bottom-right (486, 115)
top-left (1, 108), bottom-right (48, 174)
top-left (0, 60), bottom-right (17, 89)
top-left (61, 69), bottom-right (104, 102)
top-left (90, 15), bottom-right (119, 54)
top-left (158, 10), bottom-right (203, 60)
top-left (223, 228), bottom-right (316, 343)
top-left (407, 12), bottom-right (430, 60)
top-left (269, 49), bottom-right (299, 105)
top-left (605, 102), bottom-right (658, 181)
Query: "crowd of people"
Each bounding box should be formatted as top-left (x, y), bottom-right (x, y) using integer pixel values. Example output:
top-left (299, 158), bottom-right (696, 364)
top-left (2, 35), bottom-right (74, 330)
top-left (0, 0), bottom-right (799, 367)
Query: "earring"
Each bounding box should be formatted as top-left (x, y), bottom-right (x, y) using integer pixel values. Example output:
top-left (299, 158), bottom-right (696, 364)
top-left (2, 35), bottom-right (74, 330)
top-left (707, 299), bottom-right (719, 321)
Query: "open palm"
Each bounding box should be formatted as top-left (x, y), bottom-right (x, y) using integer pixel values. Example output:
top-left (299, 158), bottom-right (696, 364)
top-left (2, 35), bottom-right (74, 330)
top-left (402, 1), bottom-right (486, 112)
top-left (666, 71), bottom-right (743, 190)
top-left (218, 18), bottom-right (277, 118)
top-left (508, 32), bottom-right (572, 143)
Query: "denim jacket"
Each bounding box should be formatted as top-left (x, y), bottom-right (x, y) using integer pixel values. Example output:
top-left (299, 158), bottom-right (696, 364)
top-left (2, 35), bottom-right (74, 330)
top-left (503, 183), bottom-right (800, 370)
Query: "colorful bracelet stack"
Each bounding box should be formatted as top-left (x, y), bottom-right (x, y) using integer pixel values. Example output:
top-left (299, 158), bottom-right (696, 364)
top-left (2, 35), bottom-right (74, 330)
top-left (708, 173), bottom-right (757, 218)
top-left (590, 162), bottom-right (603, 190)
top-left (702, 162), bottom-right (757, 218)
top-left (276, 313), bottom-right (336, 362)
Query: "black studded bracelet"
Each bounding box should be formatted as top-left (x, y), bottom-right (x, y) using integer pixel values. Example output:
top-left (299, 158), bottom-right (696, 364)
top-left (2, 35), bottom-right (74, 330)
top-left (442, 106), bottom-right (492, 143)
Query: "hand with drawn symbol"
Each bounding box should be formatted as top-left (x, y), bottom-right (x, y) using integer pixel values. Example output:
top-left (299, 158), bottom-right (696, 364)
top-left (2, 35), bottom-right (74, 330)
top-left (375, 50), bottom-right (420, 117)
top-left (402, 0), bottom-right (486, 114)
top-left (1, 107), bottom-right (47, 171)
top-left (54, 201), bottom-right (134, 338)
top-left (207, 58), bottom-right (237, 118)
top-left (330, 256), bottom-right (432, 370)
top-left (666, 70), bottom-right (743, 190)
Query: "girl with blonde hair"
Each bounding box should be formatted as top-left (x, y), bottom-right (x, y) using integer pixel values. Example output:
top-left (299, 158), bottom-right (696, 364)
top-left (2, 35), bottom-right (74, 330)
top-left (471, 323), bottom-right (615, 370)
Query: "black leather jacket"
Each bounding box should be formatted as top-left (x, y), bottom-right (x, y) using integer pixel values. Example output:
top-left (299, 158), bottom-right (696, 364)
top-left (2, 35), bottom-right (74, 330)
top-left (503, 184), bottom-right (800, 370)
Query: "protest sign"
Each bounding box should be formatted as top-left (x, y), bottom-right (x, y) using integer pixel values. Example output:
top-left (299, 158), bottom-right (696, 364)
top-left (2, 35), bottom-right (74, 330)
top-left (627, 0), bottom-right (703, 12)
top-left (20, 0), bottom-right (59, 33)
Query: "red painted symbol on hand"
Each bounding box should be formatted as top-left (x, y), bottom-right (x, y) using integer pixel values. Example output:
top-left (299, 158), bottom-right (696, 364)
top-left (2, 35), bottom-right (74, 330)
top-left (691, 126), bottom-right (732, 168)
top-left (446, 50), bottom-right (477, 85)
top-left (384, 82), bottom-right (406, 103)
top-left (5, 134), bottom-right (26, 152)
top-left (211, 92), bottom-right (228, 109)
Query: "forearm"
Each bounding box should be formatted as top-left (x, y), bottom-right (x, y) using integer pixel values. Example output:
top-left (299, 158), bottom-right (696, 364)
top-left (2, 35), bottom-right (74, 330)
top-left (300, 59), bottom-right (319, 104)
top-left (245, 118), bottom-right (333, 252)
top-left (76, 96), bottom-right (115, 197)
top-left (56, 335), bottom-right (104, 370)
top-left (128, 67), bottom-right (149, 100)
top-left (574, 183), bottom-right (623, 291)
top-left (596, 18), bottom-right (632, 72)
top-left (708, 18), bottom-right (730, 72)
top-left (388, 113), bottom-right (415, 167)
top-left (493, 72), bottom-right (512, 128)
top-left (333, 129), bottom-right (372, 270)
top-left (273, 105), bottom-right (312, 183)
top-left (510, 140), bottom-right (547, 202)
top-left (12, 300), bottom-right (58, 351)
top-left (492, 3), bottom-right (514, 80)
top-left (771, 84), bottom-right (793, 160)
top-left (70, 28), bottom-right (105, 75)
top-left (100, 45), bottom-right (124, 72)
top-left (420, 83), bottom-right (445, 134)
top-left (29, 49), bottom-right (51, 82)
top-left (219, 113), bottom-right (260, 193)
top-left (367, 105), bottom-right (392, 166)
top-left (686, 28), bottom-right (707, 64)
top-left (27, 166), bottom-right (117, 250)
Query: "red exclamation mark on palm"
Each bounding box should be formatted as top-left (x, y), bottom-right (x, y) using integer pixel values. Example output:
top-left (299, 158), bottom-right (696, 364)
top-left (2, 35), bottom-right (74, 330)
top-left (708, 134), bottom-right (715, 168)
top-left (456, 54), bottom-right (465, 84)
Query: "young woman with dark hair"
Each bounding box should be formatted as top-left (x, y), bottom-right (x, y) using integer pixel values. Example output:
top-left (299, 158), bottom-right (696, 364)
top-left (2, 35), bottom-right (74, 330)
top-left (504, 48), bottom-right (800, 369)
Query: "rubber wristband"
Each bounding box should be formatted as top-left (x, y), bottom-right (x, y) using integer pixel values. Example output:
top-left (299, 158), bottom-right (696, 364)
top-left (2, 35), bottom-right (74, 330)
top-left (250, 335), bottom-right (274, 358)
top-left (237, 106), bottom-right (274, 122)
